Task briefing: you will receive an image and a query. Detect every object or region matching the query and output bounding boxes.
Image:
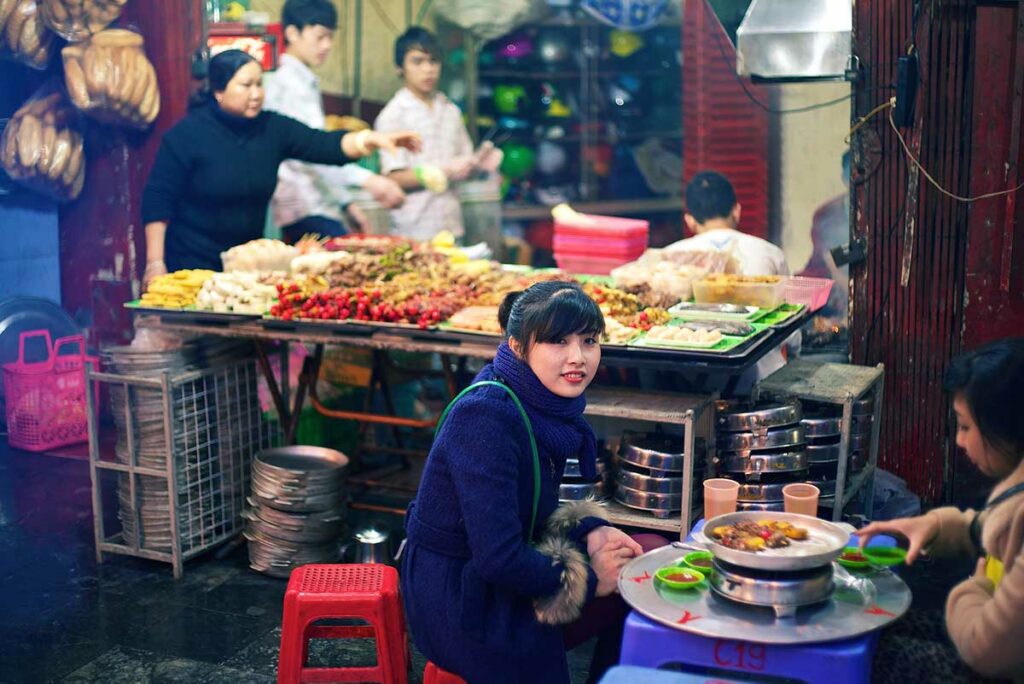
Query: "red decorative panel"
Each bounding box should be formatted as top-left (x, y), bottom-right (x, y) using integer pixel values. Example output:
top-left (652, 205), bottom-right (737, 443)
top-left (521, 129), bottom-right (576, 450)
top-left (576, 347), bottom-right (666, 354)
top-left (682, 0), bottom-right (770, 240)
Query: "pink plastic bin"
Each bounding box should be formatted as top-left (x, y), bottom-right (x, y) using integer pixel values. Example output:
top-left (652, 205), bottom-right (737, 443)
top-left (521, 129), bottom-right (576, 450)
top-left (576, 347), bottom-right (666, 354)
top-left (783, 276), bottom-right (835, 312)
top-left (554, 214), bottom-right (650, 241)
top-left (554, 254), bottom-right (634, 275)
top-left (553, 234), bottom-right (648, 261)
top-left (3, 330), bottom-right (98, 452)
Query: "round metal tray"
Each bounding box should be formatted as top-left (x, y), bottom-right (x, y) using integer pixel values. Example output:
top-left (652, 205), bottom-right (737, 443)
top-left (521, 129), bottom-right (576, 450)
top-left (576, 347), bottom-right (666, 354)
top-left (563, 458), bottom-right (608, 479)
top-left (696, 511), bottom-right (851, 571)
top-left (717, 426), bottom-right (806, 453)
top-left (619, 545), bottom-right (911, 644)
top-left (716, 399), bottom-right (802, 433)
top-left (614, 484), bottom-right (682, 518)
top-left (559, 481), bottom-right (608, 501)
top-left (853, 396), bottom-right (874, 416)
top-left (801, 416), bottom-right (842, 438)
top-left (615, 468), bottom-right (683, 494)
top-left (850, 431), bottom-right (871, 450)
top-left (806, 442), bottom-right (841, 463)
top-left (736, 481), bottom-right (801, 503)
top-left (708, 558), bottom-right (835, 619)
top-left (737, 501), bottom-right (785, 512)
top-left (716, 449), bottom-right (808, 476)
top-left (619, 434), bottom-right (686, 473)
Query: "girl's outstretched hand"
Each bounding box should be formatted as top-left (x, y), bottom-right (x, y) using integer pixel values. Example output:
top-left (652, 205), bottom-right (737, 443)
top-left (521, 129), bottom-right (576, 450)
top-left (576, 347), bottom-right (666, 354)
top-left (857, 514), bottom-right (939, 565)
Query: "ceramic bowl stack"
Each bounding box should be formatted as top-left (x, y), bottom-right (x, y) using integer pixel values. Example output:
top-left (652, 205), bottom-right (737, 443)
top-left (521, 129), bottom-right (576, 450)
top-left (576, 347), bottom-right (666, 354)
top-left (558, 449), bottom-right (612, 502)
top-left (245, 446), bottom-right (349, 577)
top-left (802, 397), bottom-right (875, 505)
top-left (614, 431), bottom-right (704, 519)
top-left (715, 399), bottom-right (808, 512)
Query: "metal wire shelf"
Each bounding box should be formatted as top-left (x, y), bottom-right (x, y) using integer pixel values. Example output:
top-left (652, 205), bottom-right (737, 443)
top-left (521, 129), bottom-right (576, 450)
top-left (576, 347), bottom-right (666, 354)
top-left (87, 357), bottom-right (275, 578)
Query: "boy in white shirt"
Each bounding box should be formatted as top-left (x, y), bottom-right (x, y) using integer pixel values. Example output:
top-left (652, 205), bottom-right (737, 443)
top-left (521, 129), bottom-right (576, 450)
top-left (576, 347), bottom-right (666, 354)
top-left (665, 171), bottom-right (795, 393)
top-left (264, 0), bottom-right (405, 242)
top-left (375, 27), bottom-right (492, 242)
top-left (666, 170), bottom-right (789, 276)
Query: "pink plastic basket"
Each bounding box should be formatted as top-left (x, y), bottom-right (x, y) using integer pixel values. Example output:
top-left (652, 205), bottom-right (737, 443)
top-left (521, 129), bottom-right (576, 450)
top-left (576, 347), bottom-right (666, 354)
top-left (783, 276), bottom-right (835, 312)
top-left (3, 330), bottom-right (98, 452)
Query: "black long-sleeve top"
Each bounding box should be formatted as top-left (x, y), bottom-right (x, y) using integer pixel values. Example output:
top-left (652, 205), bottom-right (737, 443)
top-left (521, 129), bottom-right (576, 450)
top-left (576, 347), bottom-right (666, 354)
top-left (141, 103), bottom-right (352, 271)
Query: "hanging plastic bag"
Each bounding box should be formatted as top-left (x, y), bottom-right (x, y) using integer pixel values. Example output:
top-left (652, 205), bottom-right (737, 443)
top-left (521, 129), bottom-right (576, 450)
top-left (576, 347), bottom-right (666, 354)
top-left (63, 28), bottom-right (161, 128)
top-left (581, 0), bottom-right (671, 32)
top-left (0, 0), bottom-right (54, 69)
top-left (0, 83), bottom-right (87, 201)
top-left (40, 0), bottom-right (127, 43)
top-left (433, 0), bottom-right (548, 41)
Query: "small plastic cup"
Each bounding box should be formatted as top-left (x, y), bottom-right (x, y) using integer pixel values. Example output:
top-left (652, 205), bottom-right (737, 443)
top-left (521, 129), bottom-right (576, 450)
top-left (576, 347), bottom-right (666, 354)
top-left (783, 483), bottom-right (820, 516)
top-left (704, 478), bottom-right (740, 520)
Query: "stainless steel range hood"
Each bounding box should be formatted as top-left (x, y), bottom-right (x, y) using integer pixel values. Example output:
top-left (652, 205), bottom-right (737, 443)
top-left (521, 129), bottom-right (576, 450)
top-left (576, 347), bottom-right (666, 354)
top-left (736, 0), bottom-right (852, 81)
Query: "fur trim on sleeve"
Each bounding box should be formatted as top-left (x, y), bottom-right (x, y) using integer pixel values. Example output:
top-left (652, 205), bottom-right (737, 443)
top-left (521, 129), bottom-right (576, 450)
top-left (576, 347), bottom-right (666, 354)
top-left (543, 500), bottom-right (607, 539)
top-left (533, 536), bottom-right (590, 625)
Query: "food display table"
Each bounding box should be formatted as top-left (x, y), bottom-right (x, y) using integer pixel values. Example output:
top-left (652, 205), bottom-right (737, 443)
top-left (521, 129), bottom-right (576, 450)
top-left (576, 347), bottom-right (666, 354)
top-left (127, 309), bottom-right (808, 535)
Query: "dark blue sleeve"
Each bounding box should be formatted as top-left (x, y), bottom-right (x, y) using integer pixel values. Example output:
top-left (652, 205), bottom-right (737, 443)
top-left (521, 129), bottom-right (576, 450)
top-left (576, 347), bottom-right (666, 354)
top-left (568, 516), bottom-right (612, 549)
top-left (440, 393), bottom-right (566, 599)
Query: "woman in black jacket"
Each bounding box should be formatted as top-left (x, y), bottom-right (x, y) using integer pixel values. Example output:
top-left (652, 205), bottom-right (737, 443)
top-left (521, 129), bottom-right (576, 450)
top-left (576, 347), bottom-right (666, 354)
top-left (141, 49), bottom-right (419, 284)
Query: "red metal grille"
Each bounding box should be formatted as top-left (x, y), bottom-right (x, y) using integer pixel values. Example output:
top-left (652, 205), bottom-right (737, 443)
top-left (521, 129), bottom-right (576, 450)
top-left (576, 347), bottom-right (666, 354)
top-left (682, 0), bottom-right (770, 240)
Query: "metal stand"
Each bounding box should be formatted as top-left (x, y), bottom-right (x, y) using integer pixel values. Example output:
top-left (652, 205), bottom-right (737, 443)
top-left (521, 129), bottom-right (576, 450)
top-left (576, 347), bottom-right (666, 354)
top-left (86, 359), bottom-right (272, 578)
top-left (758, 360), bottom-right (885, 522)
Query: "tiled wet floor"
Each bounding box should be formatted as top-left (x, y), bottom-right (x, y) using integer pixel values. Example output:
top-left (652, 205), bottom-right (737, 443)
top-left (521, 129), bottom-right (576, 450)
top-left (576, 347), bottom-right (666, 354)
top-left (0, 440), bottom-right (978, 683)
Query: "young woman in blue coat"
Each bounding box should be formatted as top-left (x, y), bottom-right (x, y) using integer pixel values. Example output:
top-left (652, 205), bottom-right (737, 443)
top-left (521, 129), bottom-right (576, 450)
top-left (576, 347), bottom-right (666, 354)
top-left (402, 280), bottom-right (645, 683)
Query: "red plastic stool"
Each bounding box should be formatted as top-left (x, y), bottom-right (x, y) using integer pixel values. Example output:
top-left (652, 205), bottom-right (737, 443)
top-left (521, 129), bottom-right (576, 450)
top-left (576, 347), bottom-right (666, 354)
top-left (423, 661), bottom-right (466, 684)
top-left (278, 564), bottom-right (408, 684)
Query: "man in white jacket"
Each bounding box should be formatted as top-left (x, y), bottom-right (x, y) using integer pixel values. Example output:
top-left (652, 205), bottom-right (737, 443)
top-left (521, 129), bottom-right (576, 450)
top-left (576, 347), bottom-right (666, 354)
top-left (263, 0), bottom-right (404, 241)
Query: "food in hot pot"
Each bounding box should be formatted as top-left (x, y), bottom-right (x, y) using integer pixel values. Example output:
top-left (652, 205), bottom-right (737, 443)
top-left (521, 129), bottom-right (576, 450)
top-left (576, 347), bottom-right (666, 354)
top-left (709, 519), bottom-right (809, 552)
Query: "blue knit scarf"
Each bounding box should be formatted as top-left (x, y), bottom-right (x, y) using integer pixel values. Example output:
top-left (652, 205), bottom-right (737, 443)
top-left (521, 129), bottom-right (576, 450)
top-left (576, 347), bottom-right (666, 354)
top-left (481, 343), bottom-right (598, 481)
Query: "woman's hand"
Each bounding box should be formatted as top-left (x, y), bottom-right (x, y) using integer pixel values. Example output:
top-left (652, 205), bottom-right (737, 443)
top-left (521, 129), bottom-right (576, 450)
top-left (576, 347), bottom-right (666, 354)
top-left (142, 260), bottom-right (167, 293)
top-left (361, 174), bottom-right (405, 208)
top-left (365, 131), bottom-right (422, 154)
top-left (586, 526), bottom-right (644, 559)
top-left (972, 557), bottom-right (995, 593)
top-left (591, 541), bottom-right (635, 597)
top-left (858, 513), bottom-right (939, 565)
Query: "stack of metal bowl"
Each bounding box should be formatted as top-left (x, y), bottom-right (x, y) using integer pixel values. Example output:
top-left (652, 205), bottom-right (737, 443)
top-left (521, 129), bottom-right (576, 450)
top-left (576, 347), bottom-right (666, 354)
top-left (715, 399), bottom-right (808, 512)
top-left (104, 344), bottom-right (207, 552)
top-left (801, 397), bottom-right (875, 506)
top-left (614, 431), bottom-right (704, 519)
top-left (558, 448), bottom-right (612, 503)
top-left (245, 446), bottom-right (349, 577)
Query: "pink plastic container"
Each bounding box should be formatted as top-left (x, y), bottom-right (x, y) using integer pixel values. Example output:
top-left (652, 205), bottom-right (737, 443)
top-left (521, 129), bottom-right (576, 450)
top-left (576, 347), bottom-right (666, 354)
top-left (554, 254), bottom-right (634, 275)
top-left (553, 234), bottom-right (648, 260)
top-left (3, 330), bottom-right (98, 452)
top-left (783, 276), bottom-right (835, 312)
top-left (554, 214), bottom-right (650, 241)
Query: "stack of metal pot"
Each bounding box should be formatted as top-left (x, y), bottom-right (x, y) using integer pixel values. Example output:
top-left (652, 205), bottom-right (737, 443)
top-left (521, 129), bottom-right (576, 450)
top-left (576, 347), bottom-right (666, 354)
top-left (801, 397), bottom-right (874, 505)
top-left (245, 446), bottom-right (349, 577)
top-left (613, 431), bottom-right (704, 519)
top-left (715, 398), bottom-right (808, 512)
top-left (558, 446), bottom-right (612, 503)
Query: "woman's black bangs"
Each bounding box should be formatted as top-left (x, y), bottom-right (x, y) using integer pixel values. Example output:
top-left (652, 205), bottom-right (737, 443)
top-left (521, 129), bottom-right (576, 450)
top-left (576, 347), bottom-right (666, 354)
top-left (529, 290), bottom-right (605, 343)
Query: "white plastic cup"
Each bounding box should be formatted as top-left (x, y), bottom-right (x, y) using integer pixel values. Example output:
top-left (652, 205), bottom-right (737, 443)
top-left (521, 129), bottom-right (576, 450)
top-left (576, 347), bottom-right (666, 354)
top-left (783, 483), bottom-right (820, 516)
top-left (704, 478), bottom-right (740, 520)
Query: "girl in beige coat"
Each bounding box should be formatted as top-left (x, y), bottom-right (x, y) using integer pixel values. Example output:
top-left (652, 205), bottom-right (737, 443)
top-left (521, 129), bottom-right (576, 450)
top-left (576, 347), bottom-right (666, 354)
top-left (859, 338), bottom-right (1024, 682)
